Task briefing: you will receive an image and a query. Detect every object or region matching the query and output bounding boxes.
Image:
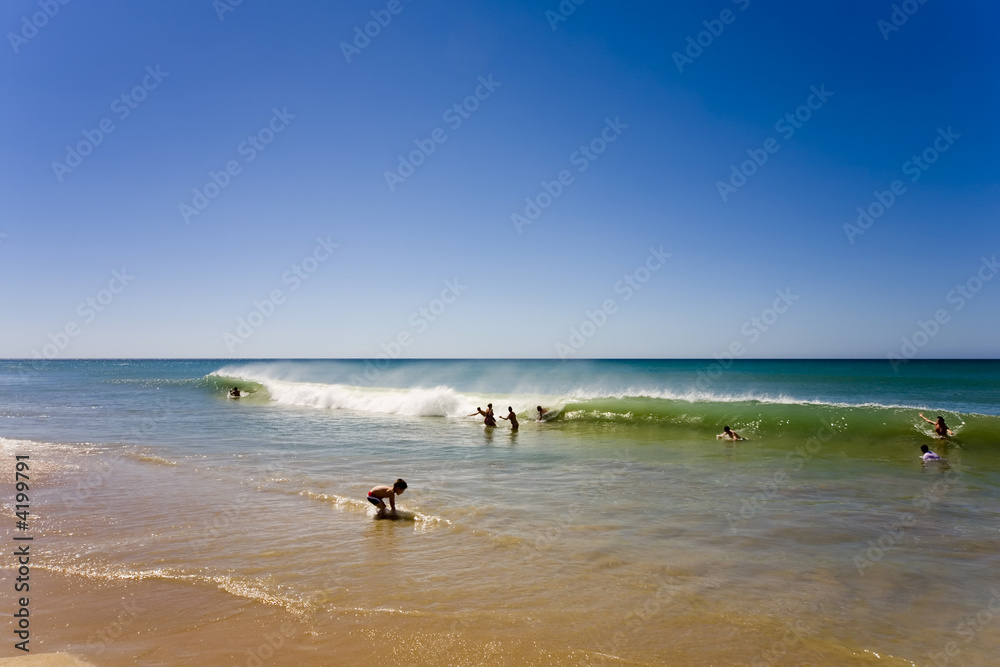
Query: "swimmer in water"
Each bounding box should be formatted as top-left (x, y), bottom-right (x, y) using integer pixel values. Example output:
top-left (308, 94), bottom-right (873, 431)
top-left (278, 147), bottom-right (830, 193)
top-left (718, 426), bottom-right (744, 441)
top-left (229, 387), bottom-right (241, 398)
top-left (919, 413), bottom-right (953, 438)
top-left (536, 406), bottom-right (549, 421)
top-left (499, 406), bottom-right (518, 431)
top-left (919, 444), bottom-right (941, 461)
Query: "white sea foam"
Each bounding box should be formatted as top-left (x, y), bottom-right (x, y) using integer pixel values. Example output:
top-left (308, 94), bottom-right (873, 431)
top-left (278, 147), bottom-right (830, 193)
top-left (209, 367), bottom-right (953, 418)
top-left (562, 386), bottom-right (938, 411)
top-left (212, 368), bottom-right (561, 419)
top-left (40, 563), bottom-right (308, 615)
top-left (265, 379), bottom-right (471, 417)
top-left (299, 490), bottom-right (452, 524)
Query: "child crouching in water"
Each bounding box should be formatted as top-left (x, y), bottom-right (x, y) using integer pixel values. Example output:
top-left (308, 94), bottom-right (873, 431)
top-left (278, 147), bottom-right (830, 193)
top-left (367, 479), bottom-right (407, 518)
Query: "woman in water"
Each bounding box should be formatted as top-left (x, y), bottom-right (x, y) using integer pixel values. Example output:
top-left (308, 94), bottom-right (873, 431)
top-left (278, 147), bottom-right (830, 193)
top-left (919, 413), bottom-right (953, 437)
top-left (468, 405), bottom-right (497, 427)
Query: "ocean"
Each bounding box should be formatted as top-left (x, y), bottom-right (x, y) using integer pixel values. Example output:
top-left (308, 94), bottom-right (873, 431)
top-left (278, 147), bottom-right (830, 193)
top-left (2, 359), bottom-right (999, 665)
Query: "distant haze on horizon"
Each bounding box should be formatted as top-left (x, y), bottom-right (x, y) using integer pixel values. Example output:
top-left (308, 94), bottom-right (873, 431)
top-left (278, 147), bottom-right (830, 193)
top-left (2, 0), bottom-right (998, 361)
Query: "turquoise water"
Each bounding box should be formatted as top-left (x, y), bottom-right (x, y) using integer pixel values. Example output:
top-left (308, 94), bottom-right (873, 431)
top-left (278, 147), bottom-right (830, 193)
top-left (2, 359), bottom-right (999, 664)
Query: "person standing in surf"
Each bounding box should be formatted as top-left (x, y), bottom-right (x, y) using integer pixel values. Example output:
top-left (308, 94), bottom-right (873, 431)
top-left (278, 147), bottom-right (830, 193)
top-left (919, 413), bottom-right (954, 437)
top-left (499, 406), bottom-right (518, 431)
top-left (468, 406), bottom-right (497, 427)
top-left (367, 479), bottom-right (407, 518)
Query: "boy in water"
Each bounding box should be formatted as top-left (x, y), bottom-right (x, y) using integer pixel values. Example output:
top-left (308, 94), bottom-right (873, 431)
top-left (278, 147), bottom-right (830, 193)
top-left (919, 413), bottom-right (953, 437)
top-left (499, 406), bottom-right (518, 431)
top-left (536, 406), bottom-right (548, 421)
top-left (920, 444), bottom-right (941, 461)
top-left (718, 426), bottom-right (744, 441)
top-left (367, 479), bottom-right (407, 518)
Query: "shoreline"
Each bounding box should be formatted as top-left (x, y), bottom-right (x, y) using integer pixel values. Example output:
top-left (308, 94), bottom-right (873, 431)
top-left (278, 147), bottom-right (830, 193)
top-left (3, 569), bottom-right (602, 666)
top-left (0, 656), bottom-right (95, 666)
top-left (1, 568), bottom-right (319, 665)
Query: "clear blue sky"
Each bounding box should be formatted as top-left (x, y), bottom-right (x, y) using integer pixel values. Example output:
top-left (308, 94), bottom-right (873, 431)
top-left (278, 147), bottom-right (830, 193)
top-left (2, 0), bottom-right (998, 359)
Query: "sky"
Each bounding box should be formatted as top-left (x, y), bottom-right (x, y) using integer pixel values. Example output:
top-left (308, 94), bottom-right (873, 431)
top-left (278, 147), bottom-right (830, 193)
top-left (1, 0), bottom-right (998, 360)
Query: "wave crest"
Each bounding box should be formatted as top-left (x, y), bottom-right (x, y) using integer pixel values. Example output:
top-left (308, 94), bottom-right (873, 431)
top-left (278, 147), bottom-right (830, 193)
top-left (211, 369), bottom-right (477, 417)
top-left (206, 368), bottom-right (1000, 441)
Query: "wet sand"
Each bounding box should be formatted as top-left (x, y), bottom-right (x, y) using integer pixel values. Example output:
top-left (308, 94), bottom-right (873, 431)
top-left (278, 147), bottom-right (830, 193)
top-left (2, 430), bottom-right (984, 666)
top-left (0, 653), bottom-right (96, 667)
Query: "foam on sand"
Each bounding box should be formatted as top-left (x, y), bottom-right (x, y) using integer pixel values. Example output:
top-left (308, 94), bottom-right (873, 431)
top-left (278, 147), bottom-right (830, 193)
top-left (0, 654), bottom-right (97, 667)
